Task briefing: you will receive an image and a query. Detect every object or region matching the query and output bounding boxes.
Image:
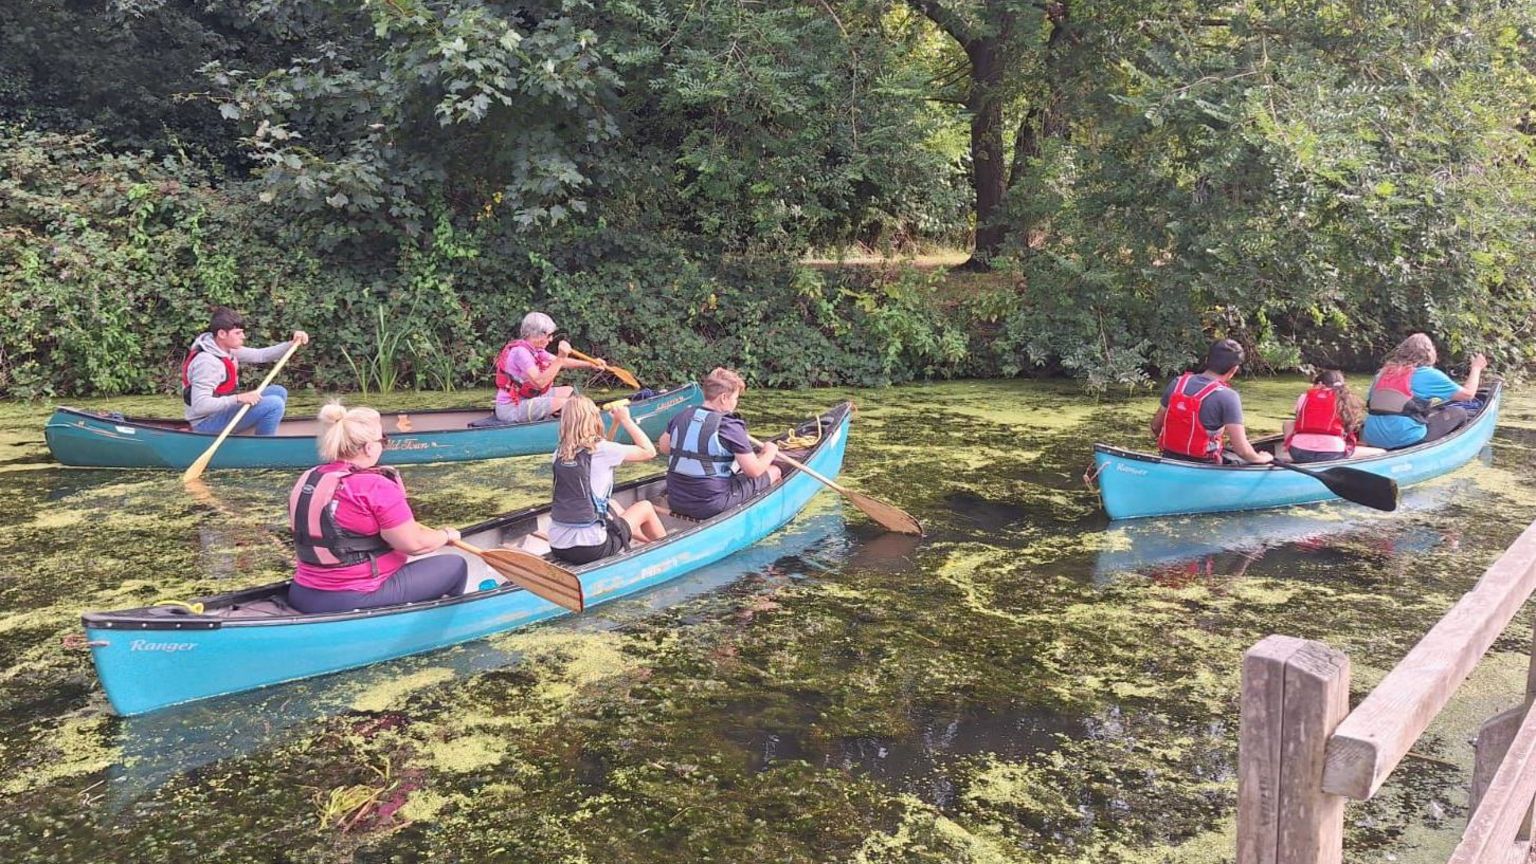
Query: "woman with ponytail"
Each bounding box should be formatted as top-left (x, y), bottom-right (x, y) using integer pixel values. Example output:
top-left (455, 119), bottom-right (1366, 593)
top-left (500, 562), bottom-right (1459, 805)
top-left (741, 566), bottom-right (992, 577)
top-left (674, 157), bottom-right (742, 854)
top-left (1283, 370), bottom-right (1385, 463)
top-left (287, 402), bottom-right (468, 613)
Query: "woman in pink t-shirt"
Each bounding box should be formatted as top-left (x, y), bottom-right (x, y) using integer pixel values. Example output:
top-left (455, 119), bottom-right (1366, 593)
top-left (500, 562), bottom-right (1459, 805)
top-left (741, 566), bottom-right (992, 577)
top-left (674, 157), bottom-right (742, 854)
top-left (287, 403), bottom-right (468, 614)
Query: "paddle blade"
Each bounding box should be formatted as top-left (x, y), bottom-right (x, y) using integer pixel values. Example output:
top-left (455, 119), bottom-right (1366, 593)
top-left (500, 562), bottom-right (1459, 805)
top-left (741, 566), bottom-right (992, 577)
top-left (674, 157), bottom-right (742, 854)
top-left (764, 441), bottom-right (924, 537)
top-left (844, 488), bottom-right (924, 535)
top-left (1313, 465), bottom-right (1399, 512)
top-left (479, 547), bottom-right (585, 612)
top-left (608, 365), bottom-right (641, 389)
top-left (181, 449), bottom-right (217, 485)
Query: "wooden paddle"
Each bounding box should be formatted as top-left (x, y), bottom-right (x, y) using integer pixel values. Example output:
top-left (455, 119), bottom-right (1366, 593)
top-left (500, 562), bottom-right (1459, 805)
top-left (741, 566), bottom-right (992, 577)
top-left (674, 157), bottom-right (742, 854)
top-left (1271, 460), bottom-right (1399, 512)
top-left (566, 347), bottom-right (641, 390)
top-left (603, 398), bottom-right (630, 441)
top-left (751, 436), bottom-right (923, 536)
top-left (181, 340), bottom-right (303, 485)
top-left (451, 539), bottom-right (585, 612)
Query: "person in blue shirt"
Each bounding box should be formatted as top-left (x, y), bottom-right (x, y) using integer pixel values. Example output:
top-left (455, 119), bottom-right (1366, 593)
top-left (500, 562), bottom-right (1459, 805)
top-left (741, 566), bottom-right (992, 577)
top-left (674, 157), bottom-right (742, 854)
top-left (1362, 333), bottom-right (1487, 449)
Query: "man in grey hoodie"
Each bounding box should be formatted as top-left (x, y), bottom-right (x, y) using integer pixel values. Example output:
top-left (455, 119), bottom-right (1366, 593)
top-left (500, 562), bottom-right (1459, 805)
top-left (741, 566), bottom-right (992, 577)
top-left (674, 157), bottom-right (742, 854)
top-left (183, 307), bottom-right (310, 435)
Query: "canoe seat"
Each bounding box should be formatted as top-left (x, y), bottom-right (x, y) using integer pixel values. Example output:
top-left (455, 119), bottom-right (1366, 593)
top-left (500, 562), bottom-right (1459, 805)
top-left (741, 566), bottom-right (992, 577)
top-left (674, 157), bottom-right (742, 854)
top-left (211, 595), bottom-right (304, 619)
top-left (653, 503), bottom-right (706, 534)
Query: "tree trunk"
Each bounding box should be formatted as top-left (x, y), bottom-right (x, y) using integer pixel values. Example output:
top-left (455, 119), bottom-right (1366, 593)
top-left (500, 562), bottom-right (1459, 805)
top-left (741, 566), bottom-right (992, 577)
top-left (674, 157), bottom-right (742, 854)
top-left (1006, 2), bottom-right (1075, 256)
top-left (964, 37), bottom-right (1006, 271)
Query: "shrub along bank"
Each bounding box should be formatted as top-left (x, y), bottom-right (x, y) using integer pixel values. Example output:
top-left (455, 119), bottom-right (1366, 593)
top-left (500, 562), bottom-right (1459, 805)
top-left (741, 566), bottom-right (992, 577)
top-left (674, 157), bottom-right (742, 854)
top-left (0, 127), bottom-right (974, 399)
top-left (3, 122), bottom-right (1531, 400)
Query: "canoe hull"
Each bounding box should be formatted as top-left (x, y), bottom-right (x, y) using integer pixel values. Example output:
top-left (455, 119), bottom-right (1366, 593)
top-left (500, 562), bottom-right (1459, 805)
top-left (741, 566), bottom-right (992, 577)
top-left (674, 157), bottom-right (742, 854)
top-left (1094, 384), bottom-right (1501, 520)
top-left (45, 384), bottom-right (702, 469)
top-left (84, 405), bottom-right (851, 715)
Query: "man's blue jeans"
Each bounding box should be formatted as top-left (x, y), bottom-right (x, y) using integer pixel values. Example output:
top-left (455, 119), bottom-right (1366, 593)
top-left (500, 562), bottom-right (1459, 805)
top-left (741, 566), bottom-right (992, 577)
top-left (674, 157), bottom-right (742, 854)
top-left (191, 385), bottom-right (289, 436)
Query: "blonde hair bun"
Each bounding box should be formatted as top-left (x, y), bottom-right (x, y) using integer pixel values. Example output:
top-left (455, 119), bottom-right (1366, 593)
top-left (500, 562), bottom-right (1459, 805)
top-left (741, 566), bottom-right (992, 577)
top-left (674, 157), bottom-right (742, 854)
top-left (317, 402), bottom-right (349, 426)
top-left (316, 401), bottom-right (383, 462)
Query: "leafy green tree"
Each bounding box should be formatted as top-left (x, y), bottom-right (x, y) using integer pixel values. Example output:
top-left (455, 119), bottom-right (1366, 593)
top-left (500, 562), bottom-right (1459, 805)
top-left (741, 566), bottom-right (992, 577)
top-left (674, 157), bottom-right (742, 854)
top-left (598, 0), bottom-right (968, 252)
top-left (202, 0), bottom-right (621, 231)
top-left (0, 0), bottom-right (276, 165)
top-left (892, 0), bottom-right (1083, 268)
top-left (1000, 0), bottom-right (1536, 381)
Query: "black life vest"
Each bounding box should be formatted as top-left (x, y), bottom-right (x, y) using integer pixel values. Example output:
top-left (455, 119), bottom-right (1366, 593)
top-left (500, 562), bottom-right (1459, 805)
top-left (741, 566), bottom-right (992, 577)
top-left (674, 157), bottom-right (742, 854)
top-left (181, 347), bottom-right (238, 406)
top-left (551, 448), bottom-right (607, 526)
top-left (288, 464), bottom-right (398, 571)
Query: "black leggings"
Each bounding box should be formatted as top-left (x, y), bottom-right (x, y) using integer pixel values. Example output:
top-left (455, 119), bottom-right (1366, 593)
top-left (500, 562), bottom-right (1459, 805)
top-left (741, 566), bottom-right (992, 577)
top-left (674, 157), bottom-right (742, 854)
top-left (288, 555), bottom-right (468, 614)
top-left (1419, 406), bottom-right (1469, 445)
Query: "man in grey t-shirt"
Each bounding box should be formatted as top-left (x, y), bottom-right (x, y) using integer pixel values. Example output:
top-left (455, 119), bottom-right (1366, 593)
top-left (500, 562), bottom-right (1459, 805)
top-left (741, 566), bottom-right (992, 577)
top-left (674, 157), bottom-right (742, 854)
top-left (1149, 339), bottom-right (1273, 464)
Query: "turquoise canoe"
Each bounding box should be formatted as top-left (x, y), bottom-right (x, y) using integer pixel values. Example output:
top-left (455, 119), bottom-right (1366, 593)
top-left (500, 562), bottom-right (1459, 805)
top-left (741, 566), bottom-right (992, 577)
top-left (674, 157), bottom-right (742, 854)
top-left (44, 383), bottom-right (702, 469)
top-left (1093, 382), bottom-right (1501, 520)
top-left (81, 402), bottom-right (853, 715)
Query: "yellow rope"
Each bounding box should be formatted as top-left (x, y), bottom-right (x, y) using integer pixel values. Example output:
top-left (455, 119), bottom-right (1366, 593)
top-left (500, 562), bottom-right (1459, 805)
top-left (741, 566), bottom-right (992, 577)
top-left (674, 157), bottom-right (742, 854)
top-left (779, 416), bottom-right (824, 450)
top-left (150, 599), bottom-right (206, 614)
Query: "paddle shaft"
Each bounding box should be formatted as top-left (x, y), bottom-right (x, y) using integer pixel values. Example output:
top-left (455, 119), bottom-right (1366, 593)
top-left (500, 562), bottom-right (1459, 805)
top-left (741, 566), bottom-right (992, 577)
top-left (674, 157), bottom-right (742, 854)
top-left (749, 435), bottom-right (922, 535)
top-left (602, 398), bottom-right (632, 441)
top-left (181, 340), bottom-right (303, 483)
top-left (750, 437), bottom-right (845, 492)
top-left (566, 348), bottom-right (641, 389)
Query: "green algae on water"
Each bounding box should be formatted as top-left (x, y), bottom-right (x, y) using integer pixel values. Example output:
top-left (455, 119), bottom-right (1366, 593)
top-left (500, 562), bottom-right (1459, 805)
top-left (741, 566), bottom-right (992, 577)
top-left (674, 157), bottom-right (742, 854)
top-left (2, 709), bottom-right (119, 796)
top-left (421, 732), bottom-right (510, 774)
top-left (349, 667), bottom-right (459, 713)
top-left (1, 379), bottom-right (1535, 863)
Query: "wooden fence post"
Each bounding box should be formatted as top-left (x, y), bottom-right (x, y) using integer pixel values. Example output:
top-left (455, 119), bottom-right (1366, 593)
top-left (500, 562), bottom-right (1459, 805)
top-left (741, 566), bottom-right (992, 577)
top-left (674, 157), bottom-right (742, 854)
top-left (1472, 615), bottom-right (1536, 841)
top-left (1239, 635), bottom-right (1352, 864)
top-left (1471, 706), bottom-right (1528, 840)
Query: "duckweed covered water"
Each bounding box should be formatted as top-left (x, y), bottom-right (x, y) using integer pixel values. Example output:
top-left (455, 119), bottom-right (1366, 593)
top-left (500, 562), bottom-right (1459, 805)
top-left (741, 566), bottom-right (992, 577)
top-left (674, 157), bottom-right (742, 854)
top-left (1, 379), bottom-right (1534, 862)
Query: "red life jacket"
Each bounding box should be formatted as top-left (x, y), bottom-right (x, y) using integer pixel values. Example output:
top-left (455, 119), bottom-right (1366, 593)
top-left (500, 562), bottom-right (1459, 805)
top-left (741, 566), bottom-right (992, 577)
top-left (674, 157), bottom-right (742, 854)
top-left (1158, 373), bottom-right (1227, 461)
top-left (1367, 366), bottom-right (1429, 420)
top-left (181, 348), bottom-right (238, 406)
top-left (288, 464), bottom-right (399, 572)
top-left (494, 339), bottom-right (553, 406)
top-left (1286, 386), bottom-right (1355, 449)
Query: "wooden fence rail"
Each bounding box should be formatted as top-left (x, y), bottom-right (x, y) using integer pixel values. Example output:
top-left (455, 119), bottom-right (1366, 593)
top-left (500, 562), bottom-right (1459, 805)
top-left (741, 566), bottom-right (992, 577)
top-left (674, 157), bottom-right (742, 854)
top-left (1238, 519), bottom-right (1536, 864)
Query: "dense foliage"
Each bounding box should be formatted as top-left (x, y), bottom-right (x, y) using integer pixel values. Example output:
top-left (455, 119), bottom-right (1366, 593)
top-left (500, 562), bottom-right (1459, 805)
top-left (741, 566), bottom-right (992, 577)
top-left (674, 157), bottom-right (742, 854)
top-left (0, 125), bottom-right (966, 397)
top-left (993, 0), bottom-right (1536, 386)
top-left (1, 0), bottom-right (1533, 397)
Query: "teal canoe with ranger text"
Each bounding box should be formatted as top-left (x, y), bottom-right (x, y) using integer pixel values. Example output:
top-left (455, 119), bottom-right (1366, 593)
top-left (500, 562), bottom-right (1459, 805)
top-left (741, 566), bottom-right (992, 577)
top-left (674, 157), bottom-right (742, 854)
top-left (1092, 381), bottom-right (1501, 520)
top-left (43, 382), bottom-right (702, 470)
top-left (80, 402), bottom-right (852, 715)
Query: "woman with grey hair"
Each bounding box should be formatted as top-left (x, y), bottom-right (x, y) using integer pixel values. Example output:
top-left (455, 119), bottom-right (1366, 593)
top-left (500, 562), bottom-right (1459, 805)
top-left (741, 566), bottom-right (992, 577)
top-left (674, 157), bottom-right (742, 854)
top-left (492, 311), bottom-right (608, 423)
top-left (1362, 332), bottom-right (1487, 449)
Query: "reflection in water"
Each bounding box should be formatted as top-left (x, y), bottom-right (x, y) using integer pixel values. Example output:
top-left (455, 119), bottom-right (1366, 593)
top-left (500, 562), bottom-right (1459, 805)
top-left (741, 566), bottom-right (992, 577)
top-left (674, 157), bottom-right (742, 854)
top-left (942, 490), bottom-right (1037, 533)
top-left (1094, 478), bottom-right (1474, 583)
top-left (743, 704), bottom-right (1077, 810)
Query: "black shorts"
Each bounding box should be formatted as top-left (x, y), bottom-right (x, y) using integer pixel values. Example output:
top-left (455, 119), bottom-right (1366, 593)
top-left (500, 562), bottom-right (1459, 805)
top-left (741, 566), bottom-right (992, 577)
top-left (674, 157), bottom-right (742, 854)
top-left (551, 514), bottom-right (632, 565)
top-left (673, 471), bottom-right (775, 520)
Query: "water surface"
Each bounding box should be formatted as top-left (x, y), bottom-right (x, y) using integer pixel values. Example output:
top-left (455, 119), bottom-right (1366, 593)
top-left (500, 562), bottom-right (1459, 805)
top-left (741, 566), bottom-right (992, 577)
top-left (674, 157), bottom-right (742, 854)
top-left (2, 378), bottom-right (1534, 863)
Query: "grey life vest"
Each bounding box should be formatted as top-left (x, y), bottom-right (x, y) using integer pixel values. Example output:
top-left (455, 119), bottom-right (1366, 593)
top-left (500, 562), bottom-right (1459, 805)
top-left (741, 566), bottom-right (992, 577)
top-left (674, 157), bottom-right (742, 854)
top-left (666, 407), bottom-right (736, 479)
top-left (551, 449), bottom-right (607, 526)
